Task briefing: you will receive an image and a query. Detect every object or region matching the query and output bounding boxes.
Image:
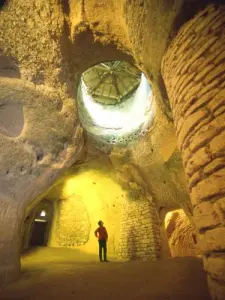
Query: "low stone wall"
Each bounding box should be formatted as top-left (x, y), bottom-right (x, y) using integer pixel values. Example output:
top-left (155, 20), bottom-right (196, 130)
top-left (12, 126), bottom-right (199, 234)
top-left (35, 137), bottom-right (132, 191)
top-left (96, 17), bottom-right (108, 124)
top-left (118, 196), bottom-right (161, 260)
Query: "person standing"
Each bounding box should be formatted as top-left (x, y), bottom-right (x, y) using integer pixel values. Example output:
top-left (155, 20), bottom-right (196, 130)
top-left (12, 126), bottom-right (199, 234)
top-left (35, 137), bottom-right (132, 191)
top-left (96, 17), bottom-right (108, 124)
top-left (94, 220), bottom-right (109, 262)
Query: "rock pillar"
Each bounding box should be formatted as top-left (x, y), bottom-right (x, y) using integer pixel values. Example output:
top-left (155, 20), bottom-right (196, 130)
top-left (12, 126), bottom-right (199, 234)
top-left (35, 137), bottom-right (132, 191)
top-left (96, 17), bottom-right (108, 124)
top-left (0, 198), bottom-right (22, 286)
top-left (118, 195), bottom-right (161, 260)
top-left (162, 5), bottom-right (225, 299)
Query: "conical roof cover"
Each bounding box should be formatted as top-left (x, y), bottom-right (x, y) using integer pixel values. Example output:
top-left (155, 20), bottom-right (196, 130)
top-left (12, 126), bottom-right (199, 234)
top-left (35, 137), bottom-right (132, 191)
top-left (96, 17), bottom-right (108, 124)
top-left (82, 61), bottom-right (141, 105)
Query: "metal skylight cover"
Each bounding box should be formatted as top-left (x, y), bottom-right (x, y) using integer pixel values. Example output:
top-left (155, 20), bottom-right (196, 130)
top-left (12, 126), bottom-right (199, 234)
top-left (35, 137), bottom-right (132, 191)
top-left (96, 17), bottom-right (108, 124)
top-left (82, 61), bottom-right (141, 105)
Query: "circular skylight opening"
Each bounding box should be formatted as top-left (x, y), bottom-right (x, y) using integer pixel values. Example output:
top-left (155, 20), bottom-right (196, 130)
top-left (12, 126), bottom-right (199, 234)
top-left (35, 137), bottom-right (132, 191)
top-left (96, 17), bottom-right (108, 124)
top-left (77, 61), bottom-right (154, 145)
top-left (82, 61), bottom-right (141, 105)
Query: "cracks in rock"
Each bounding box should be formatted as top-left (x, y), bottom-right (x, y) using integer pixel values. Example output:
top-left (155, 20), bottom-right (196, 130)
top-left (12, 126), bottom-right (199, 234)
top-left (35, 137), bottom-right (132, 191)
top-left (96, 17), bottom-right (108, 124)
top-left (81, 0), bottom-right (87, 22)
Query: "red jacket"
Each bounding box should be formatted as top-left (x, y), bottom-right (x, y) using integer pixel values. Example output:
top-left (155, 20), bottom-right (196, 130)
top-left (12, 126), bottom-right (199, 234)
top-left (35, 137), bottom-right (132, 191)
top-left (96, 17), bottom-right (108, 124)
top-left (95, 226), bottom-right (108, 240)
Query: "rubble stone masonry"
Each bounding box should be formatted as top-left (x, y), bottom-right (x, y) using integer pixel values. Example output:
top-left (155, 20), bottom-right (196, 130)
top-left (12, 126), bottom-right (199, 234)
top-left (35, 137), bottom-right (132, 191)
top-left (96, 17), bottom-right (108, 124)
top-left (118, 196), bottom-right (161, 261)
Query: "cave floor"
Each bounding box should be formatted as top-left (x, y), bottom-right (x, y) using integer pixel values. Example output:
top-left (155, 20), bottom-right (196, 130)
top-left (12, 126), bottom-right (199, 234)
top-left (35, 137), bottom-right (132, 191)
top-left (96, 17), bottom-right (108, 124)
top-left (0, 247), bottom-right (211, 300)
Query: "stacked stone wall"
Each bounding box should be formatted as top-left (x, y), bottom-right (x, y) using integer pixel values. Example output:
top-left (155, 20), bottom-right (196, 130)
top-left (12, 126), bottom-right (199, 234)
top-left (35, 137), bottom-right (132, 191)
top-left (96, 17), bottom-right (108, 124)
top-left (118, 197), bottom-right (160, 260)
top-left (162, 5), bottom-right (225, 299)
top-left (56, 196), bottom-right (91, 247)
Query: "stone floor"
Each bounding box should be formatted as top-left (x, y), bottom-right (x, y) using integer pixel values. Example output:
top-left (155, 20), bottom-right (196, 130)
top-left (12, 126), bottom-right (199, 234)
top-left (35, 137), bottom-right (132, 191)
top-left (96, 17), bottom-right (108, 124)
top-left (0, 247), bottom-right (211, 300)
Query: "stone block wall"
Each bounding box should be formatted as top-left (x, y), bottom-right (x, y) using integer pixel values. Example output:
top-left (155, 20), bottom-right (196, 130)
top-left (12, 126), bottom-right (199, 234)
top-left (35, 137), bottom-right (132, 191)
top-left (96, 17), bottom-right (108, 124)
top-left (162, 4), bottom-right (225, 299)
top-left (56, 195), bottom-right (91, 247)
top-left (118, 196), bottom-right (160, 260)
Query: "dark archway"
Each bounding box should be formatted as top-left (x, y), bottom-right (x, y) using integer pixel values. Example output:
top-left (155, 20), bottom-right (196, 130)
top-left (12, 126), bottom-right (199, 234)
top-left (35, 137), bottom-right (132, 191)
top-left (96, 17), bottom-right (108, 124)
top-left (22, 200), bottom-right (54, 250)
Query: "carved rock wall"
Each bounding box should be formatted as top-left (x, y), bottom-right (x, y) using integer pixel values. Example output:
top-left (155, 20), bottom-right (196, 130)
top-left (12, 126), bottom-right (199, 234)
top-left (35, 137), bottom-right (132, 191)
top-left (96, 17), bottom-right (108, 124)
top-left (165, 209), bottom-right (199, 257)
top-left (0, 77), bottom-right (83, 285)
top-left (128, 102), bottom-right (191, 211)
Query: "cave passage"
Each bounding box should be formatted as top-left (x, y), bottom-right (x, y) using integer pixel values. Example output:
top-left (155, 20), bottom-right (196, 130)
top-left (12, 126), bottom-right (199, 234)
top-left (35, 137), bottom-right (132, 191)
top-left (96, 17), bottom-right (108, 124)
top-left (29, 221), bottom-right (47, 247)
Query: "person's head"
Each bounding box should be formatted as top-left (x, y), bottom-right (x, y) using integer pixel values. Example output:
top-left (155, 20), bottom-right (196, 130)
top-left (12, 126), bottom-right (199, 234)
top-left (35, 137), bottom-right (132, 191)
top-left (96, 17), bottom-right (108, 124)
top-left (98, 220), bottom-right (103, 227)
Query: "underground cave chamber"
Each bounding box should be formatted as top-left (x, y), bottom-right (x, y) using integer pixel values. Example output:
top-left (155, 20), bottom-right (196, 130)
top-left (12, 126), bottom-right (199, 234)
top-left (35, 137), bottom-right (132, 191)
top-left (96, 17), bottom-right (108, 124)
top-left (21, 61), bottom-right (197, 262)
top-left (0, 2), bottom-right (225, 299)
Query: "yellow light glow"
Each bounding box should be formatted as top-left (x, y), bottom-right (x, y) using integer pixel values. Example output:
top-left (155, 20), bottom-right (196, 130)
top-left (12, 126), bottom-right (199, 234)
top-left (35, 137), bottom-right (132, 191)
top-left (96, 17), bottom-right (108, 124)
top-left (48, 166), bottom-right (128, 255)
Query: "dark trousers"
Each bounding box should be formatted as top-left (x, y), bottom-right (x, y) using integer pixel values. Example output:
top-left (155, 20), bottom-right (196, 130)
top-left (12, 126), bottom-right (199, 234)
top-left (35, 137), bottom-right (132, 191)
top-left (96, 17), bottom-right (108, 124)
top-left (98, 239), bottom-right (107, 261)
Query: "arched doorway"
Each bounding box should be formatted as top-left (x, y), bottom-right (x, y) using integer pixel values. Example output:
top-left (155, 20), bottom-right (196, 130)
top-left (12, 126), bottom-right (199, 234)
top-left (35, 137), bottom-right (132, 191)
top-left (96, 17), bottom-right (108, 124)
top-left (29, 208), bottom-right (49, 247)
top-left (22, 200), bottom-right (54, 250)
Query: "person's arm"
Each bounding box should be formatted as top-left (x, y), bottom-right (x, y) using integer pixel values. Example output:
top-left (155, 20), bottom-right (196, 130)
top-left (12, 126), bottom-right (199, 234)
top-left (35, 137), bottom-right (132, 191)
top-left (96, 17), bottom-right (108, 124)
top-left (105, 227), bottom-right (108, 240)
top-left (94, 228), bottom-right (99, 238)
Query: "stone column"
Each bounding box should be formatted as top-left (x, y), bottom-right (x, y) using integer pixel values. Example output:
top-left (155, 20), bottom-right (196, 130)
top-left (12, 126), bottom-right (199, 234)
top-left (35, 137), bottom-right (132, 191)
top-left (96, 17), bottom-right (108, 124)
top-left (0, 197), bottom-right (22, 286)
top-left (162, 4), bottom-right (225, 299)
top-left (118, 195), bottom-right (161, 261)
